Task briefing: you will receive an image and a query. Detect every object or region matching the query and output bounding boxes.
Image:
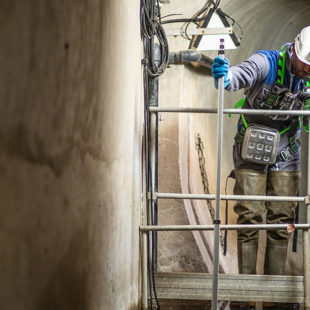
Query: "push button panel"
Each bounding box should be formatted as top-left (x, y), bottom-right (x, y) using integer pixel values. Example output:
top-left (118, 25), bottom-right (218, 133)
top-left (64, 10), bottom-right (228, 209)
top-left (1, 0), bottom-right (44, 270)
top-left (241, 125), bottom-right (280, 165)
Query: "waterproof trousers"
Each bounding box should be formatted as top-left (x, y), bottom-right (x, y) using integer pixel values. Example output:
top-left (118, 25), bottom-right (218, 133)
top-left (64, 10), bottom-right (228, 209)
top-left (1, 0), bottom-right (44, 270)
top-left (233, 169), bottom-right (301, 275)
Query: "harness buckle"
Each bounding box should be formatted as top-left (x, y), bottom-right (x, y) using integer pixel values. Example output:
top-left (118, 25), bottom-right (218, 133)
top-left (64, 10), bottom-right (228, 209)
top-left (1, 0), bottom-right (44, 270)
top-left (280, 147), bottom-right (293, 162)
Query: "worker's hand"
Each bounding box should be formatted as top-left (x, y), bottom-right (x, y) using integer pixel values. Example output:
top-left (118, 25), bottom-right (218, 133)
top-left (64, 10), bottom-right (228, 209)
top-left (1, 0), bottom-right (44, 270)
top-left (211, 56), bottom-right (232, 89)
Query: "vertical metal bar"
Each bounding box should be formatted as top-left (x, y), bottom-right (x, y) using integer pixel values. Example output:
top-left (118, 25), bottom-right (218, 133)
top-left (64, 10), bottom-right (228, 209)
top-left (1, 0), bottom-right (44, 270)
top-left (154, 115), bottom-right (159, 270)
top-left (212, 39), bottom-right (225, 310)
top-left (142, 231), bottom-right (148, 310)
top-left (304, 230), bottom-right (309, 310)
top-left (149, 43), bottom-right (161, 271)
top-left (304, 119), bottom-right (310, 310)
top-left (150, 111), bottom-right (157, 267)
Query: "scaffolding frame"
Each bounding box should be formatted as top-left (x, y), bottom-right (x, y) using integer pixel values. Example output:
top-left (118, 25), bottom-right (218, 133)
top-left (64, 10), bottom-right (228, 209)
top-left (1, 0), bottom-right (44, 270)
top-left (141, 101), bottom-right (310, 309)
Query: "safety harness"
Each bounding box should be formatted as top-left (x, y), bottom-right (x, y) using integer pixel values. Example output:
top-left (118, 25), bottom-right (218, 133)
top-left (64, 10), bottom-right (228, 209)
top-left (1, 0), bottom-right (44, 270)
top-left (225, 48), bottom-right (310, 254)
top-left (234, 45), bottom-right (310, 163)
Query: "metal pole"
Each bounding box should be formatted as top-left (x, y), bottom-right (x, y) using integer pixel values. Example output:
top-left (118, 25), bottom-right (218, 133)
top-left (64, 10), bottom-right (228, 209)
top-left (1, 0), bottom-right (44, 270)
top-left (150, 108), bottom-right (157, 269)
top-left (304, 118), bottom-right (310, 310)
top-left (212, 39), bottom-right (225, 310)
top-left (149, 42), bottom-right (161, 272)
top-left (140, 224), bottom-right (310, 232)
top-left (142, 231), bottom-right (148, 310)
top-left (304, 230), bottom-right (309, 310)
top-left (154, 192), bottom-right (305, 202)
top-left (149, 106), bottom-right (310, 116)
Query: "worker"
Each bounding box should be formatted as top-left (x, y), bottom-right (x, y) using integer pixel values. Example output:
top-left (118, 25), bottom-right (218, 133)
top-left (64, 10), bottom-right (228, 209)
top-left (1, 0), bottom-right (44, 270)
top-left (212, 26), bottom-right (310, 310)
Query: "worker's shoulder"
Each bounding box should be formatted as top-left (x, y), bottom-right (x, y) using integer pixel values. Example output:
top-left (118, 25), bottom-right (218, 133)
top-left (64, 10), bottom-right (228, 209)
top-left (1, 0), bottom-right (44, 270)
top-left (254, 49), bottom-right (279, 65)
top-left (253, 50), bottom-right (279, 85)
top-left (244, 50), bottom-right (278, 69)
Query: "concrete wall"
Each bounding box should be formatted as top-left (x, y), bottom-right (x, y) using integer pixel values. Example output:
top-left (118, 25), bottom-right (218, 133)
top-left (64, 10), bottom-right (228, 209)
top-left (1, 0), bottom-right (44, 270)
top-left (0, 1), bottom-right (142, 310)
top-left (158, 0), bottom-right (310, 276)
top-left (1, 0), bottom-right (310, 309)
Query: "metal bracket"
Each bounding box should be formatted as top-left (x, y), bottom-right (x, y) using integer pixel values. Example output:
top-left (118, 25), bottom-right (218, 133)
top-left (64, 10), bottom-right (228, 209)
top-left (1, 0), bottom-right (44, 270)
top-left (305, 195), bottom-right (310, 205)
top-left (147, 192), bottom-right (158, 200)
top-left (164, 27), bottom-right (232, 37)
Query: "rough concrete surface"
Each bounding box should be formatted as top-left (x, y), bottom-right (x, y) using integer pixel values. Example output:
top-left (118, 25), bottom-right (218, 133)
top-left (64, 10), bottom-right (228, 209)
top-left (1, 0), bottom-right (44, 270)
top-left (1, 1), bottom-right (310, 310)
top-left (0, 1), bottom-right (142, 310)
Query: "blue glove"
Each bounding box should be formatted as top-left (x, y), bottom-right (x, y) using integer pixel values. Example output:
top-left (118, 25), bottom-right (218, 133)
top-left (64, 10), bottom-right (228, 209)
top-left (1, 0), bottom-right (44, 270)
top-left (211, 56), bottom-right (232, 89)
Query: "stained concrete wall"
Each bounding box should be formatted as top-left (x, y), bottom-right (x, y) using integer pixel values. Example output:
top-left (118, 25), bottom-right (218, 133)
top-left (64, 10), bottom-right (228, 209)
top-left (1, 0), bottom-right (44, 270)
top-left (158, 0), bottom-right (310, 276)
top-left (0, 1), bottom-right (142, 310)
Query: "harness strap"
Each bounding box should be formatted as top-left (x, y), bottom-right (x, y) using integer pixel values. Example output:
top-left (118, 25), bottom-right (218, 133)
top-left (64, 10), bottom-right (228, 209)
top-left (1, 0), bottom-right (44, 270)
top-left (303, 77), bottom-right (310, 132)
top-left (233, 46), bottom-right (306, 161)
top-left (277, 118), bottom-right (301, 162)
top-left (277, 47), bottom-right (286, 84)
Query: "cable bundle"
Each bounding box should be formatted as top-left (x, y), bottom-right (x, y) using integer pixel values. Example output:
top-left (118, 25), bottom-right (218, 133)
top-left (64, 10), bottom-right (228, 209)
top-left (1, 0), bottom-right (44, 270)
top-left (141, 0), bottom-right (169, 77)
top-left (161, 0), bottom-right (243, 43)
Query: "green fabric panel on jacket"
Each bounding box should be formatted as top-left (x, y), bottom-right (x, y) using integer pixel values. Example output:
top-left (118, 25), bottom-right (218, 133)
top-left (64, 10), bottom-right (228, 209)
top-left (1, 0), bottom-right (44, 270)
top-left (277, 50), bottom-right (286, 84)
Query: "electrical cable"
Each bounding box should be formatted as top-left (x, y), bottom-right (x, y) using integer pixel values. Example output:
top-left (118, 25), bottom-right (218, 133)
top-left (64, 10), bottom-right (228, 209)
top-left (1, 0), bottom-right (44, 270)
top-left (216, 8), bottom-right (244, 42)
top-left (161, 0), bottom-right (244, 44)
top-left (223, 170), bottom-right (236, 256)
top-left (141, 0), bottom-right (169, 77)
top-left (147, 0), bottom-right (161, 300)
top-left (161, 0), bottom-right (217, 25)
top-left (147, 110), bottom-right (160, 309)
top-left (159, 13), bottom-right (183, 21)
top-left (141, 0), bottom-right (164, 307)
top-left (142, 63), bottom-right (154, 309)
top-left (184, 6), bottom-right (216, 41)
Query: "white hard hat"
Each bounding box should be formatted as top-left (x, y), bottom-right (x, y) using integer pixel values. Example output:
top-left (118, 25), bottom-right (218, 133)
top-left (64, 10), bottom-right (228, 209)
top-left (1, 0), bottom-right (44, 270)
top-left (295, 26), bottom-right (310, 65)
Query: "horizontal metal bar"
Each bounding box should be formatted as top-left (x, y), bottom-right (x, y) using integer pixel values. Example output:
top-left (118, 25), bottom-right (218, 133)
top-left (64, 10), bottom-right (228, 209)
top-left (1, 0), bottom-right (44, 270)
top-left (140, 224), bottom-right (310, 232)
top-left (164, 27), bottom-right (233, 36)
top-left (149, 106), bottom-right (310, 116)
top-left (155, 192), bottom-right (305, 202)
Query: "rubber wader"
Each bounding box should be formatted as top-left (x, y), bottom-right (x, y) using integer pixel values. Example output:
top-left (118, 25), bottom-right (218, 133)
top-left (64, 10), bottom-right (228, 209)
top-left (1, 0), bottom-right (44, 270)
top-left (265, 170), bottom-right (301, 275)
top-left (234, 169), bottom-right (267, 274)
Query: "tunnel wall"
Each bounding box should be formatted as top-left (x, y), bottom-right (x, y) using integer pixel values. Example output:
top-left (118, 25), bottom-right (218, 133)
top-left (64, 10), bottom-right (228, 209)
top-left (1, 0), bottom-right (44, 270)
top-left (0, 1), bottom-right (142, 310)
top-left (159, 0), bottom-right (310, 275)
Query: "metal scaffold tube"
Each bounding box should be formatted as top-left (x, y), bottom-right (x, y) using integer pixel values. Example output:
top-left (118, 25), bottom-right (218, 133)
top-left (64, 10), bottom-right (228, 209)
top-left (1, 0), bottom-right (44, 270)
top-left (150, 104), bottom-right (158, 269)
top-left (212, 40), bottom-right (225, 310)
top-left (140, 224), bottom-right (310, 232)
top-left (142, 231), bottom-right (148, 310)
top-left (149, 106), bottom-right (310, 116)
top-left (304, 117), bottom-right (310, 310)
top-left (154, 192), bottom-right (306, 202)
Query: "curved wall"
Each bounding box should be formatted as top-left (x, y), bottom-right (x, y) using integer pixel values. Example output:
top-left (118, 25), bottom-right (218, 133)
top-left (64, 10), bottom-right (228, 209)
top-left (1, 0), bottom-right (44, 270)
top-left (0, 1), bottom-right (142, 310)
top-left (159, 0), bottom-right (310, 275)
